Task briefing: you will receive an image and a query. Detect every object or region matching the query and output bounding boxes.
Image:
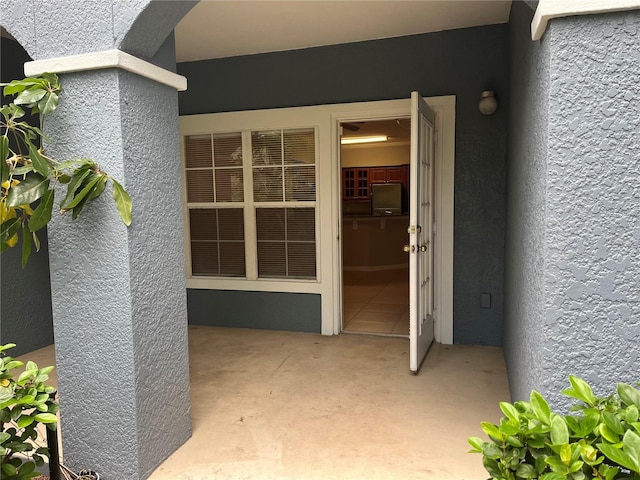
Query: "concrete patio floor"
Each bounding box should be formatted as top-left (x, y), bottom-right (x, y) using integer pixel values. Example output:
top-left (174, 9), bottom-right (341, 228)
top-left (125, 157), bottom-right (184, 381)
top-left (23, 326), bottom-right (510, 479)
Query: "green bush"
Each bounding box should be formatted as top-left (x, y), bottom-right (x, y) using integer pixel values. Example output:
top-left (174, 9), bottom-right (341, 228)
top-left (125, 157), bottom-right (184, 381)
top-left (0, 343), bottom-right (58, 480)
top-left (469, 375), bottom-right (640, 480)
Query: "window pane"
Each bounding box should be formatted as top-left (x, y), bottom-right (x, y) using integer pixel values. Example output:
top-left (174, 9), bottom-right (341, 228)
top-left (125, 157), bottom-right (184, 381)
top-left (219, 242), bottom-right (246, 276)
top-left (215, 168), bottom-right (244, 202)
top-left (185, 135), bottom-right (212, 168)
top-left (256, 208), bottom-right (285, 240)
top-left (287, 243), bottom-right (316, 278)
top-left (189, 210), bottom-right (218, 240)
top-left (213, 133), bottom-right (242, 167)
top-left (287, 208), bottom-right (315, 241)
top-left (253, 167), bottom-right (283, 202)
top-left (191, 242), bottom-right (219, 275)
top-left (189, 208), bottom-right (245, 277)
top-left (252, 131), bottom-right (282, 166)
top-left (257, 243), bottom-right (286, 278)
top-left (285, 165), bottom-right (316, 201)
top-left (256, 207), bottom-right (316, 279)
top-left (217, 208), bottom-right (245, 240)
top-left (186, 170), bottom-right (213, 203)
top-left (284, 129), bottom-right (315, 165)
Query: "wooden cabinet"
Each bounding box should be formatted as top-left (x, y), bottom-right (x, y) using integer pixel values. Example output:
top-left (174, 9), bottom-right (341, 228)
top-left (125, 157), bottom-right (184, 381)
top-left (342, 167), bottom-right (369, 200)
top-left (342, 165), bottom-right (409, 212)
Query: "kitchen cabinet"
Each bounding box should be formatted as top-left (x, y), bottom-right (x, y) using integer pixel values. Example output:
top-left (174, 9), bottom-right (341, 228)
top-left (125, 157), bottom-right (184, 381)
top-left (342, 167), bottom-right (370, 200)
top-left (342, 165), bottom-right (410, 213)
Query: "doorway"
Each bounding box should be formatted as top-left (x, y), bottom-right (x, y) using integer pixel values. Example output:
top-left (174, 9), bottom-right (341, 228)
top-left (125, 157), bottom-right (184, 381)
top-left (340, 118), bottom-right (411, 337)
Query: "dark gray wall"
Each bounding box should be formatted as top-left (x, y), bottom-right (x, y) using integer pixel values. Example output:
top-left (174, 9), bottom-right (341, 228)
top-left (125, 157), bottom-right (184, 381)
top-left (0, 37), bottom-right (54, 356)
top-left (188, 290), bottom-right (321, 333)
top-left (505, 4), bottom-right (640, 407)
top-left (504, 1), bottom-right (550, 403)
top-left (179, 25), bottom-right (510, 345)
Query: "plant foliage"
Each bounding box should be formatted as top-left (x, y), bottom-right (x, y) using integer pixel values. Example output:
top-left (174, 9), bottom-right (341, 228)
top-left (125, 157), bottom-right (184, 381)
top-left (0, 73), bottom-right (132, 267)
top-left (0, 343), bottom-right (58, 480)
top-left (469, 375), bottom-right (640, 480)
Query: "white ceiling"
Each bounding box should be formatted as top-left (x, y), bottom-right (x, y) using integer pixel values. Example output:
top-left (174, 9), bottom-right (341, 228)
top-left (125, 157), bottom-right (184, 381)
top-left (175, 1), bottom-right (512, 62)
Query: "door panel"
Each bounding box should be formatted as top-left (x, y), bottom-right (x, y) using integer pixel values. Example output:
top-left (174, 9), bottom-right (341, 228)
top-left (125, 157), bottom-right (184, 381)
top-left (409, 91), bottom-right (436, 373)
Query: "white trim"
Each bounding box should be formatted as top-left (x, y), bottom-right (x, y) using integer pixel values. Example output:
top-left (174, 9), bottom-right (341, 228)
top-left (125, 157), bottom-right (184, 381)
top-left (179, 96), bottom-right (455, 342)
top-left (330, 96), bottom-right (455, 344)
top-left (24, 49), bottom-right (187, 91)
top-left (532, 0), bottom-right (640, 40)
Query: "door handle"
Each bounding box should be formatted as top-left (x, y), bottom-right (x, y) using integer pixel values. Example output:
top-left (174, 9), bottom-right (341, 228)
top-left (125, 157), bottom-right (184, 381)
top-left (419, 244), bottom-right (428, 252)
top-left (403, 245), bottom-right (414, 253)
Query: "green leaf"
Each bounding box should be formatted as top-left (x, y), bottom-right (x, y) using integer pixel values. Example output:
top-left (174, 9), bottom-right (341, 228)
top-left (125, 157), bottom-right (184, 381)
top-left (63, 173), bottom-right (101, 210)
top-left (28, 144), bottom-right (51, 177)
top-left (551, 415), bottom-right (569, 445)
top-left (38, 92), bottom-right (59, 116)
top-left (539, 473), bottom-right (567, 480)
top-left (60, 167), bottom-right (91, 210)
top-left (1, 217), bottom-right (22, 248)
top-left (500, 401), bottom-right (520, 421)
top-left (600, 423), bottom-right (620, 443)
top-left (6, 175), bottom-right (50, 207)
top-left (28, 188), bottom-right (54, 233)
top-left (603, 411), bottom-right (625, 435)
top-left (14, 87), bottom-right (46, 106)
top-left (623, 429), bottom-right (640, 472)
top-left (2, 462), bottom-right (17, 476)
top-left (21, 223), bottom-right (31, 268)
top-left (467, 436), bottom-right (485, 453)
top-left (619, 383), bottom-right (640, 408)
top-left (87, 174), bottom-right (108, 201)
top-left (481, 421), bottom-right (503, 442)
top-left (112, 178), bottom-right (132, 226)
top-left (17, 414), bottom-right (35, 429)
top-left (562, 376), bottom-right (596, 406)
top-left (3, 78), bottom-right (42, 95)
top-left (18, 461), bottom-right (36, 475)
top-left (531, 390), bottom-right (552, 425)
top-left (33, 412), bottom-right (57, 424)
top-left (598, 442), bottom-right (637, 472)
top-left (516, 463), bottom-right (537, 479)
top-left (0, 135), bottom-right (9, 185)
top-left (32, 230), bottom-right (40, 251)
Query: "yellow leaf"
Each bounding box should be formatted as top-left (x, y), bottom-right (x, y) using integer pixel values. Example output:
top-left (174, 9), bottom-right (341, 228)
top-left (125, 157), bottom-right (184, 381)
top-left (0, 379), bottom-right (9, 387)
top-left (6, 233), bottom-right (18, 247)
top-left (0, 202), bottom-right (16, 222)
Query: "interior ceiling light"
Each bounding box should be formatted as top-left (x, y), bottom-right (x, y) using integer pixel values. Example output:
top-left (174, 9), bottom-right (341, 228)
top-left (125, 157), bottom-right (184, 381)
top-left (340, 135), bottom-right (389, 145)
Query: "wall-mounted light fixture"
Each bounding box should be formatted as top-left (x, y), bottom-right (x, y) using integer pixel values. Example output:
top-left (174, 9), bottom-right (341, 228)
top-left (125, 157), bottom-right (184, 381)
top-left (341, 135), bottom-right (388, 145)
top-left (479, 90), bottom-right (498, 115)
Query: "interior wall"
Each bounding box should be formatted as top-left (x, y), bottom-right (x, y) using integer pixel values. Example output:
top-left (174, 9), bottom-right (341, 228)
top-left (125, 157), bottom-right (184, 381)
top-left (0, 37), bottom-right (55, 356)
top-left (341, 144), bottom-right (410, 168)
top-left (178, 24), bottom-right (509, 346)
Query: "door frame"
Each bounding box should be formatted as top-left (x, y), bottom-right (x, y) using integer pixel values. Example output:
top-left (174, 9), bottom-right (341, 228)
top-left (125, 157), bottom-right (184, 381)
top-left (330, 95), bottom-right (455, 344)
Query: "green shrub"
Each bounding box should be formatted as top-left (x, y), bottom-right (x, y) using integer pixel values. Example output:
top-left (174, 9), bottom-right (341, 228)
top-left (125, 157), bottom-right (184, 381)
top-left (0, 343), bottom-right (58, 480)
top-left (469, 375), bottom-right (640, 480)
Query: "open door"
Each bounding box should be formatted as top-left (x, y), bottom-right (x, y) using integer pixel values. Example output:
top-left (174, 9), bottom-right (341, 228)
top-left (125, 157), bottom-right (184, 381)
top-left (408, 91), bottom-right (436, 373)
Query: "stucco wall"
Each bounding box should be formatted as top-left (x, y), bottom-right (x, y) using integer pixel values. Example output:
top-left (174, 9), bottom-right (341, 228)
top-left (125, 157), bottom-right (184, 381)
top-left (504, 1), bottom-right (550, 403)
top-left (178, 24), bottom-right (509, 345)
top-left (0, 37), bottom-right (54, 355)
top-left (543, 10), bottom-right (640, 407)
top-left (505, 4), bottom-right (640, 407)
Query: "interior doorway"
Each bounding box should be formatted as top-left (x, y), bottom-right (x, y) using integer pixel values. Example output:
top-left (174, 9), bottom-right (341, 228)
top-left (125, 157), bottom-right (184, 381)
top-left (340, 118), bottom-right (411, 337)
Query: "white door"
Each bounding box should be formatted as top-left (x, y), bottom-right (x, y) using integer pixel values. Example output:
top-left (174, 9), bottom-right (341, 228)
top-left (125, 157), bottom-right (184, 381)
top-left (409, 91), bottom-right (436, 373)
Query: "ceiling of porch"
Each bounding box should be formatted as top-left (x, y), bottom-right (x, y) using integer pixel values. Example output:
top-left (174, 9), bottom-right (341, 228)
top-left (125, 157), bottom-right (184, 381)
top-left (175, 0), bottom-right (512, 62)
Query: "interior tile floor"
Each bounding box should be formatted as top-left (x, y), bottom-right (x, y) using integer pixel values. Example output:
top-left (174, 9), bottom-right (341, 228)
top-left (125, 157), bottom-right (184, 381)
top-left (343, 267), bottom-right (410, 335)
top-left (20, 326), bottom-right (510, 480)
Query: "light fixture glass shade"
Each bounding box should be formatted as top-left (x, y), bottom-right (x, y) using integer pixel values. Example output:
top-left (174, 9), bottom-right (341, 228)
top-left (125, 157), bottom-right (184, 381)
top-left (479, 91), bottom-right (497, 115)
top-left (340, 135), bottom-right (388, 145)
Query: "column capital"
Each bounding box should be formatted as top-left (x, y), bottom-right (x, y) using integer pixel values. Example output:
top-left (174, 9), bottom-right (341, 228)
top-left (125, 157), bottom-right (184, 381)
top-left (24, 49), bottom-right (187, 91)
top-left (532, 0), bottom-right (640, 40)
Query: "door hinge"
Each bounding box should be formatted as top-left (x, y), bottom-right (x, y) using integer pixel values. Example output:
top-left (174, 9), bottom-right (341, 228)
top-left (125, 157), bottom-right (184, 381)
top-left (408, 225), bottom-right (422, 234)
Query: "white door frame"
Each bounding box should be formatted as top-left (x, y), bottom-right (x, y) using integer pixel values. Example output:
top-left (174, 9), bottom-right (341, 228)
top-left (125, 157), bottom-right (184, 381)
top-left (330, 95), bottom-right (455, 344)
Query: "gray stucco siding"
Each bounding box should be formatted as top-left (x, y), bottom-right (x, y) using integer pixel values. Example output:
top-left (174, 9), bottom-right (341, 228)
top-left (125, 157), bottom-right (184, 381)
top-left (179, 24), bottom-right (510, 346)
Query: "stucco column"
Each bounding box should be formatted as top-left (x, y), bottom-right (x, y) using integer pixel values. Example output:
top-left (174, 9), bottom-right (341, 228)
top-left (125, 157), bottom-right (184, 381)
top-left (40, 36), bottom-right (191, 479)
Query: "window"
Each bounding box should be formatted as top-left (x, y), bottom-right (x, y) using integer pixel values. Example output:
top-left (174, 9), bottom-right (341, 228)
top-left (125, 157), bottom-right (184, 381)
top-left (184, 128), bottom-right (317, 280)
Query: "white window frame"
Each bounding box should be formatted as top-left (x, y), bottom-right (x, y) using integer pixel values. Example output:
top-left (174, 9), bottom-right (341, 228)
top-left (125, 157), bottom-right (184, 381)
top-left (179, 96), bottom-right (455, 342)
